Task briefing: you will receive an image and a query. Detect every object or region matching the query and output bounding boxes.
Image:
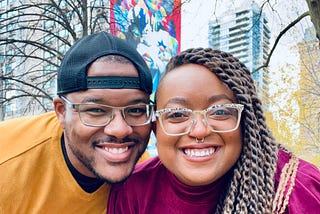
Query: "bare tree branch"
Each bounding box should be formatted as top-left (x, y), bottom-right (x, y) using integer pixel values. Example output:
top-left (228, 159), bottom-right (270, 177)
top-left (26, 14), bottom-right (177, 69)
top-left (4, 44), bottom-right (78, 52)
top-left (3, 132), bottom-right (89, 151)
top-left (0, 0), bottom-right (112, 117)
top-left (254, 11), bottom-right (310, 73)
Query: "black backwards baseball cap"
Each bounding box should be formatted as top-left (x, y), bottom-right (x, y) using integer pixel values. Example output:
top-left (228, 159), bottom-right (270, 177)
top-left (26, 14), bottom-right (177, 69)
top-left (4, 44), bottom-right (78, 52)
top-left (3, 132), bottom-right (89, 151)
top-left (57, 31), bottom-right (153, 95)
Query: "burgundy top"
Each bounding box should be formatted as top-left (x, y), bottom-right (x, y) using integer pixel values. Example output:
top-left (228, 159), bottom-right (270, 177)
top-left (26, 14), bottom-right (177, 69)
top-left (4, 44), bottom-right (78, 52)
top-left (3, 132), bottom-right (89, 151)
top-left (275, 150), bottom-right (320, 213)
top-left (107, 150), bottom-right (320, 213)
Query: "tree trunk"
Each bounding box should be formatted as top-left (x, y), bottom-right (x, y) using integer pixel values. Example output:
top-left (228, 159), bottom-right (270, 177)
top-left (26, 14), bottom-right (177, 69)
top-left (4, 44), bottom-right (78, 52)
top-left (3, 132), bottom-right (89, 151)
top-left (306, 0), bottom-right (320, 44)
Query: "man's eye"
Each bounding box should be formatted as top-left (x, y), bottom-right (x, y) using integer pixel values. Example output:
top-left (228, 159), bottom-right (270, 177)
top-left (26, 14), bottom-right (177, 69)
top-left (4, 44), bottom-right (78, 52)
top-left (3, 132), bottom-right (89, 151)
top-left (80, 106), bottom-right (108, 115)
top-left (126, 107), bottom-right (147, 116)
top-left (86, 108), bottom-right (105, 113)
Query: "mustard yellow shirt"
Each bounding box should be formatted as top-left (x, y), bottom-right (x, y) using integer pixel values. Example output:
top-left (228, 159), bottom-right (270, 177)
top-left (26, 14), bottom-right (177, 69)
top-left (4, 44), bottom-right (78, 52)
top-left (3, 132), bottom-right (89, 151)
top-left (0, 112), bottom-right (109, 213)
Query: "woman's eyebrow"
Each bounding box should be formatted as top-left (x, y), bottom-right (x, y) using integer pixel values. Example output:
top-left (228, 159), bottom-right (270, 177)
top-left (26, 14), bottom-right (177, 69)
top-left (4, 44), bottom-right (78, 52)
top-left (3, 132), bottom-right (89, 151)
top-left (163, 95), bottom-right (235, 106)
top-left (208, 94), bottom-right (235, 103)
top-left (165, 97), bottom-right (188, 106)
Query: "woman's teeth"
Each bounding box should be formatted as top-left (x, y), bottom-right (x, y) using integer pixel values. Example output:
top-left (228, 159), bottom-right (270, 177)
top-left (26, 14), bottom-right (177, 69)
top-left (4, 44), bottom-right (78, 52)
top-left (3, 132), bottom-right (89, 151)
top-left (184, 147), bottom-right (216, 157)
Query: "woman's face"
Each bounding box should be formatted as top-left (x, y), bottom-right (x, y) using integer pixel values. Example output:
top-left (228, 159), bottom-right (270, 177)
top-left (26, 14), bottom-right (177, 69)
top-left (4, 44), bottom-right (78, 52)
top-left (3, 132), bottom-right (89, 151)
top-left (156, 64), bottom-right (243, 186)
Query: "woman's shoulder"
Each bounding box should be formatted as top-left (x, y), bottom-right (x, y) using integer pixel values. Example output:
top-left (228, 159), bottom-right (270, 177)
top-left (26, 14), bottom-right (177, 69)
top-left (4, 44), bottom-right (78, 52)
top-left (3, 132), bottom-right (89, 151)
top-left (276, 149), bottom-right (319, 180)
top-left (275, 149), bottom-right (320, 213)
top-left (110, 156), bottom-right (167, 196)
top-left (133, 156), bottom-right (164, 178)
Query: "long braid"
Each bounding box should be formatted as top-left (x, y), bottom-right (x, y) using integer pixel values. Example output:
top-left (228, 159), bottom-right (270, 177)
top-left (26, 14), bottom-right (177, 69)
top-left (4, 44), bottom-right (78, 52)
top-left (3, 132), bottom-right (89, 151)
top-left (164, 48), bottom-right (279, 213)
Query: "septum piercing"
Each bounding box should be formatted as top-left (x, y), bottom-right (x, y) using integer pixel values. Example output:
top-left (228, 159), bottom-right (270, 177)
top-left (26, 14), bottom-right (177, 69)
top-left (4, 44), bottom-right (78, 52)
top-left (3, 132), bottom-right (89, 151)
top-left (195, 137), bottom-right (205, 143)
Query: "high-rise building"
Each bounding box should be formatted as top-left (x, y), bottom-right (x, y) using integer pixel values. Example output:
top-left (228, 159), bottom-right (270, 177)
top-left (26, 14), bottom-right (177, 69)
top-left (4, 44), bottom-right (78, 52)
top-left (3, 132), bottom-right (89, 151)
top-left (208, 1), bottom-right (270, 105)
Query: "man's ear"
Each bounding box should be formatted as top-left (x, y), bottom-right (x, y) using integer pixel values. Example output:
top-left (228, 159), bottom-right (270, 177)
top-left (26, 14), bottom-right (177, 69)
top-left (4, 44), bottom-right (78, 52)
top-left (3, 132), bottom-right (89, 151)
top-left (151, 121), bottom-right (156, 135)
top-left (53, 97), bottom-right (66, 129)
top-left (151, 109), bottom-right (157, 134)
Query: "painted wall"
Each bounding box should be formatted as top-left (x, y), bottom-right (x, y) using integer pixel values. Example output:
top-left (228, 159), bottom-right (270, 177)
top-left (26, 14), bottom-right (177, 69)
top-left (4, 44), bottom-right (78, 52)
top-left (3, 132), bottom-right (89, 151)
top-left (110, 0), bottom-right (181, 93)
top-left (110, 0), bottom-right (181, 156)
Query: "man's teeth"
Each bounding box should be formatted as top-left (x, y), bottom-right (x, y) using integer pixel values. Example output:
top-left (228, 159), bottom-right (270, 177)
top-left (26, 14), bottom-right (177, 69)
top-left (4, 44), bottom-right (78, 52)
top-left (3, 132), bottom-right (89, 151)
top-left (104, 147), bottom-right (128, 154)
top-left (184, 147), bottom-right (216, 157)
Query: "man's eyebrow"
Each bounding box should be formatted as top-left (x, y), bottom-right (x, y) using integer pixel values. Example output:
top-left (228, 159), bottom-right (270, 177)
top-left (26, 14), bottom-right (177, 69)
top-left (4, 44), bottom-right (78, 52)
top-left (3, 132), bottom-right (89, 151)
top-left (81, 97), bottom-right (102, 103)
top-left (80, 97), bottom-right (150, 104)
top-left (129, 98), bottom-right (151, 104)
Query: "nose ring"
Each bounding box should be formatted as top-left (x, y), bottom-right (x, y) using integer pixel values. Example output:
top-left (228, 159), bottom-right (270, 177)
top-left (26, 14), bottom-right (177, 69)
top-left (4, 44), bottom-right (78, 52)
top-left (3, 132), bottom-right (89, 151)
top-left (195, 137), bottom-right (205, 143)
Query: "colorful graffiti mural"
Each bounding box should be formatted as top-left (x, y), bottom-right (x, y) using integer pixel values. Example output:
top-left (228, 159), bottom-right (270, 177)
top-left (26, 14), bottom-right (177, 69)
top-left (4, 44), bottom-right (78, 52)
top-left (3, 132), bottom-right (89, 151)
top-left (110, 0), bottom-right (181, 156)
top-left (110, 0), bottom-right (181, 93)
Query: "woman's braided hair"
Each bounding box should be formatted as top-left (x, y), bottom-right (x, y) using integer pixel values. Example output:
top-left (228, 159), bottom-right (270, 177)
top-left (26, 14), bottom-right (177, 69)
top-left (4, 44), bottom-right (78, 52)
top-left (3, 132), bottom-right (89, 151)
top-left (163, 48), bottom-right (279, 213)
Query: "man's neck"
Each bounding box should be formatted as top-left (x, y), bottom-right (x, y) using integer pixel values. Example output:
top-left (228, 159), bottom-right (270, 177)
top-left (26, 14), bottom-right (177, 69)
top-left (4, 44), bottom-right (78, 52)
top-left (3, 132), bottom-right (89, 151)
top-left (61, 135), bottom-right (104, 193)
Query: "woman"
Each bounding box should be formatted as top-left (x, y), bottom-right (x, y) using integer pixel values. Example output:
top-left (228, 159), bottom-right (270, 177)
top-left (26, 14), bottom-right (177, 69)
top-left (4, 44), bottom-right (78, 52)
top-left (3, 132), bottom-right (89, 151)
top-left (107, 48), bottom-right (320, 213)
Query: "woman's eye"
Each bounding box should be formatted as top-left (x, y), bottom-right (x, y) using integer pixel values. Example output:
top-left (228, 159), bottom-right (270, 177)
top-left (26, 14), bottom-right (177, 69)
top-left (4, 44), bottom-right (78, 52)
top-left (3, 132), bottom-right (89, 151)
top-left (207, 108), bottom-right (235, 120)
top-left (168, 111), bottom-right (185, 118)
top-left (214, 109), bottom-right (231, 115)
top-left (165, 111), bottom-right (191, 123)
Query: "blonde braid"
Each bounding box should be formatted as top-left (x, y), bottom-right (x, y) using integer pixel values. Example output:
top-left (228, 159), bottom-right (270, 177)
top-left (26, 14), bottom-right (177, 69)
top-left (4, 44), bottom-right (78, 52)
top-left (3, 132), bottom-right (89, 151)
top-left (272, 152), bottom-right (299, 214)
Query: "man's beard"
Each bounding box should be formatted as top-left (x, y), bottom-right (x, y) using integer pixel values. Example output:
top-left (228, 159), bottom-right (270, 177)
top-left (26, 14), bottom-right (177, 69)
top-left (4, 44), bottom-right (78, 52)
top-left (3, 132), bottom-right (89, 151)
top-left (67, 140), bottom-right (143, 185)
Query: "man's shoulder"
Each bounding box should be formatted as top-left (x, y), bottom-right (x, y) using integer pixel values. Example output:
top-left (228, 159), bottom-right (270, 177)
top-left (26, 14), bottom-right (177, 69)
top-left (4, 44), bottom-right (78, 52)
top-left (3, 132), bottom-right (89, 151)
top-left (0, 111), bottom-right (58, 127)
top-left (0, 112), bottom-right (63, 164)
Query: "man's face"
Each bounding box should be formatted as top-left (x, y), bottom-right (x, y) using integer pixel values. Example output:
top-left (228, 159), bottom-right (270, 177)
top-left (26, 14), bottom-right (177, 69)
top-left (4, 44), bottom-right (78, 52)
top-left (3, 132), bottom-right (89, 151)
top-left (55, 61), bottom-right (152, 184)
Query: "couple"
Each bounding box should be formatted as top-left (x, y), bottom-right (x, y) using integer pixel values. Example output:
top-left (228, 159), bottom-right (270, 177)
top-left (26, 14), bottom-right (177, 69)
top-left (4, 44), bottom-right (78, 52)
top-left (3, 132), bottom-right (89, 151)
top-left (0, 32), bottom-right (319, 213)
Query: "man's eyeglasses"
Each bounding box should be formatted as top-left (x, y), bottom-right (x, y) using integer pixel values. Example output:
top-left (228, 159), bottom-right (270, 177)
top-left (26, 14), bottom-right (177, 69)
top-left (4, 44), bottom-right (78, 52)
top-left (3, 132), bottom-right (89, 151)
top-left (60, 96), bottom-right (154, 127)
top-left (155, 103), bottom-right (244, 136)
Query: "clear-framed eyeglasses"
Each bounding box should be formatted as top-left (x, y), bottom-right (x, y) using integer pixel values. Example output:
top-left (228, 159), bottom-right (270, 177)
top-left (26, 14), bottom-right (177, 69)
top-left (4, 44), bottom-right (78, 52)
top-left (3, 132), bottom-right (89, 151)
top-left (155, 103), bottom-right (244, 136)
top-left (60, 96), bottom-right (154, 127)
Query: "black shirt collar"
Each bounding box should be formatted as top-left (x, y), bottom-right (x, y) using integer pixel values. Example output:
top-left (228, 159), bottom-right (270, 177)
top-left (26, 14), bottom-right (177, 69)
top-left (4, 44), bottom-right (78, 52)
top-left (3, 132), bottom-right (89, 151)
top-left (61, 135), bottom-right (104, 193)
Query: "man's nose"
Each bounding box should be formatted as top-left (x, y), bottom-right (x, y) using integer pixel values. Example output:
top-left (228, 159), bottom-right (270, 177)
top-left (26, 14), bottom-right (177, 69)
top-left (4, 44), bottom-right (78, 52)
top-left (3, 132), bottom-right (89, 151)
top-left (103, 111), bottom-right (133, 139)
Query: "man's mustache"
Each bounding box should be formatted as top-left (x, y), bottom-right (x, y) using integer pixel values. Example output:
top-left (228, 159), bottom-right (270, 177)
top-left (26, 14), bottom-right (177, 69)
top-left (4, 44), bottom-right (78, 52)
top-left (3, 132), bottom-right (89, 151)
top-left (93, 136), bottom-right (140, 145)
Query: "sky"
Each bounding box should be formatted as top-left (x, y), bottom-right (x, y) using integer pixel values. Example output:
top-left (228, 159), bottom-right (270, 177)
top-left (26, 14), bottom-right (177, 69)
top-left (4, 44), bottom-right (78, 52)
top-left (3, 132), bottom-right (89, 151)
top-left (179, 0), bottom-right (314, 138)
top-left (181, 0), bottom-right (312, 54)
top-left (181, 0), bottom-right (312, 48)
top-left (180, 0), bottom-right (313, 93)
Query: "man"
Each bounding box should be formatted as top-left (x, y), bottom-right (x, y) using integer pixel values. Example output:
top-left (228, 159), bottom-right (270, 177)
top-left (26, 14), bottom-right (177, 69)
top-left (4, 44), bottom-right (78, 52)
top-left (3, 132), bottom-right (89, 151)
top-left (0, 31), bottom-right (153, 213)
